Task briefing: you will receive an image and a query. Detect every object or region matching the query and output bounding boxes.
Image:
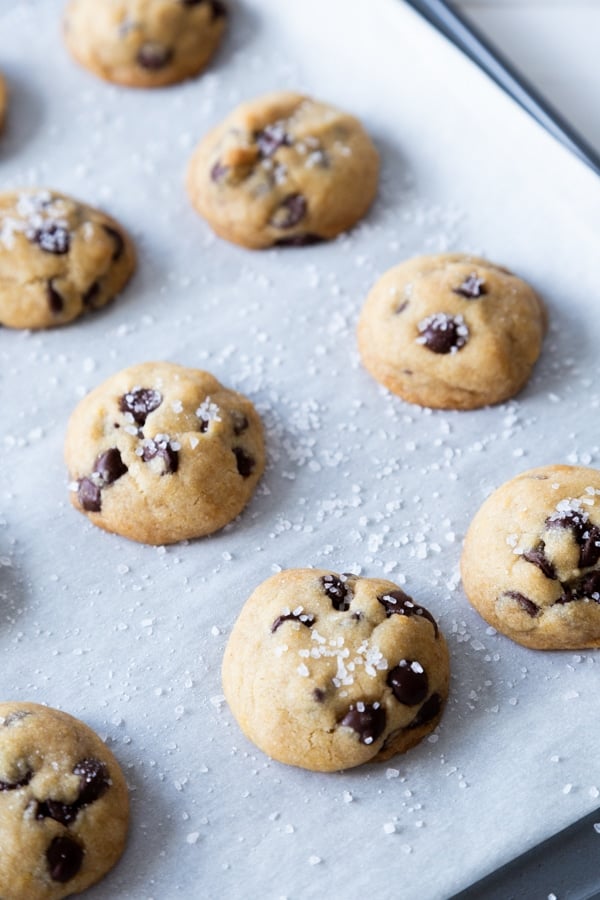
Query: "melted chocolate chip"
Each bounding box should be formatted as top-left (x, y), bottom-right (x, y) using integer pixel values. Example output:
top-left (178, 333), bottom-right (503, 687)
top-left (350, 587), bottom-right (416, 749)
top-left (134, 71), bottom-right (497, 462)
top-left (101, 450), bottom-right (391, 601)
top-left (377, 591), bottom-right (439, 637)
top-left (102, 224), bottom-right (125, 261)
top-left (210, 0), bottom-right (227, 17)
top-left (0, 770), bottom-right (32, 791)
top-left (271, 611), bottom-right (315, 633)
top-left (340, 702), bottom-right (386, 745)
top-left (233, 447), bottom-right (254, 478)
top-left (37, 799), bottom-right (78, 827)
top-left (82, 281), bottom-right (101, 309)
top-left (321, 574), bottom-right (351, 611)
top-left (210, 160), bottom-right (229, 183)
top-left (270, 194), bottom-right (307, 229)
top-left (47, 280), bottom-right (64, 314)
top-left (407, 693), bottom-right (442, 729)
top-left (2, 710), bottom-right (31, 727)
top-left (31, 223), bottom-right (70, 255)
top-left (256, 124), bottom-right (291, 158)
top-left (46, 836), bottom-right (83, 883)
top-left (546, 510), bottom-right (600, 568)
top-left (137, 42), bottom-right (173, 70)
top-left (231, 411), bottom-right (249, 435)
top-left (119, 388), bottom-right (162, 426)
top-left (416, 313), bottom-right (468, 354)
top-left (313, 688), bottom-right (325, 703)
top-left (453, 273), bottom-right (486, 299)
top-left (74, 758), bottom-right (110, 806)
top-left (142, 439), bottom-right (179, 474)
top-left (78, 477), bottom-right (101, 513)
top-left (522, 546), bottom-right (556, 580)
top-left (558, 571), bottom-right (600, 605)
top-left (94, 448), bottom-right (127, 485)
top-left (274, 233), bottom-right (323, 247)
top-left (504, 590), bottom-right (540, 617)
top-left (580, 524), bottom-right (600, 568)
top-left (387, 660), bottom-right (429, 706)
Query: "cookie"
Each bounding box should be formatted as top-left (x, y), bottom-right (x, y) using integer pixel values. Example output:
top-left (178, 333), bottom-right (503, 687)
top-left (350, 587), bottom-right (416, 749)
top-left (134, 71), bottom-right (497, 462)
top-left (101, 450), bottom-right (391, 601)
top-left (65, 361), bottom-right (265, 545)
top-left (0, 189), bottom-right (135, 330)
top-left (222, 569), bottom-right (449, 772)
top-left (0, 72), bottom-right (7, 132)
top-left (461, 465), bottom-right (600, 650)
top-left (63, 0), bottom-right (227, 89)
top-left (357, 253), bottom-right (546, 410)
top-left (0, 702), bottom-right (128, 900)
top-left (186, 91), bottom-right (380, 249)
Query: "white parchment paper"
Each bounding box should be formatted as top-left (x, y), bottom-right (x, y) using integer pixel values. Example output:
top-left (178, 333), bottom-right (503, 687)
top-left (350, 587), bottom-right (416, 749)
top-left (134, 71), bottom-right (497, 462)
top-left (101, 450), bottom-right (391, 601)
top-left (1, 1), bottom-right (600, 898)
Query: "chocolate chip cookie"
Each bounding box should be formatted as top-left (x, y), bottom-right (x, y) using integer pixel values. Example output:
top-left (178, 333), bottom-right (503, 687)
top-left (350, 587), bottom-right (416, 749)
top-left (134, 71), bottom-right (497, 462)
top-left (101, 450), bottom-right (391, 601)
top-left (63, 0), bottom-right (227, 89)
top-left (186, 91), bottom-right (380, 249)
top-left (462, 465), bottom-right (600, 650)
top-left (357, 253), bottom-right (546, 410)
top-left (0, 189), bottom-right (135, 330)
top-left (65, 361), bottom-right (265, 545)
top-left (0, 702), bottom-right (128, 900)
top-left (222, 569), bottom-right (449, 772)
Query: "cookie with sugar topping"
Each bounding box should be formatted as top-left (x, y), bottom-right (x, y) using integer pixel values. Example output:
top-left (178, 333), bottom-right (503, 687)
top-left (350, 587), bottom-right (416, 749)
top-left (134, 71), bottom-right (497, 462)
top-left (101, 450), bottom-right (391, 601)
top-left (0, 701), bottom-right (128, 899)
top-left (65, 361), bottom-right (265, 545)
top-left (0, 189), bottom-right (135, 329)
top-left (462, 464), bottom-right (600, 649)
top-left (63, 0), bottom-right (227, 89)
top-left (186, 91), bottom-right (379, 249)
top-left (357, 252), bottom-right (547, 410)
top-left (222, 569), bottom-right (449, 772)
top-left (0, 72), bottom-right (7, 132)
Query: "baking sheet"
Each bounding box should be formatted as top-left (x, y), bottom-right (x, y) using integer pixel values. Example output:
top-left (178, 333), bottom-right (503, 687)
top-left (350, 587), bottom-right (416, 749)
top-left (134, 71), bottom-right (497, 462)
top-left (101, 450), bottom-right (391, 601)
top-left (1, 1), bottom-right (600, 898)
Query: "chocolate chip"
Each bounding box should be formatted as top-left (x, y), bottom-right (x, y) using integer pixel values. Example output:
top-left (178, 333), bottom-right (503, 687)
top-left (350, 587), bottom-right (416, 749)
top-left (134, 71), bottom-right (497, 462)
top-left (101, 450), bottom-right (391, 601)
top-left (231, 411), bottom-right (249, 435)
top-left (387, 660), bottom-right (429, 706)
top-left (137, 42), bottom-right (173, 70)
top-left (210, 160), bottom-right (229, 183)
top-left (142, 438), bottom-right (179, 474)
top-left (558, 571), bottom-right (600, 604)
top-left (82, 281), bottom-right (101, 309)
top-left (46, 836), bottom-right (83, 883)
top-left (74, 758), bottom-right (110, 806)
top-left (274, 233), bottom-right (323, 247)
top-left (416, 313), bottom-right (469, 354)
top-left (47, 280), bottom-right (64, 314)
top-left (209, 0), bottom-right (227, 17)
top-left (31, 223), bottom-right (70, 255)
top-left (120, 388), bottom-right (162, 426)
top-left (94, 448), bottom-right (127, 485)
top-left (377, 591), bottom-right (439, 637)
top-left (504, 590), bottom-right (540, 617)
top-left (36, 799), bottom-right (79, 827)
top-left (453, 273), bottom-right (486, 299)
top-left (256, 124), bottom-right (291, 159)
top-left (102, 224), bottom-right (125, 261)
top-left (271, 611), bottom-right (315, 633)
top-left (580, 524), bottom-right (600, 568)
top-left (78, 477), bottom-right (102, 513)
top-left (340, 702), bottom-right (386, 745)
top-left (0, 770), bottom-right (32, 791)
top-left (313, 688), bottom-right (325, 703)
top-left (522, 545), bottom-right (556, 580)
top-left (395, 300), bottom-right (409, 314)
top-left (233, 447), bottom-right (254, 478)
top-left (270, 194), bottom-right (307, 229)
top-left (546, 509), bottom-right (600, 568)
top-left (407, 693), bottom-right (442, 729)
top-left (321, 574), bottom-right (351, 611)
